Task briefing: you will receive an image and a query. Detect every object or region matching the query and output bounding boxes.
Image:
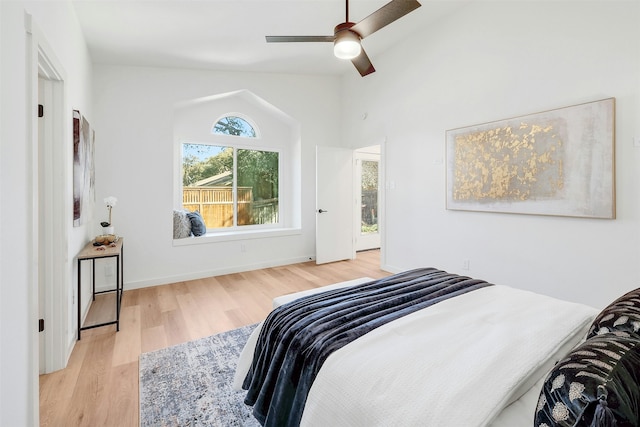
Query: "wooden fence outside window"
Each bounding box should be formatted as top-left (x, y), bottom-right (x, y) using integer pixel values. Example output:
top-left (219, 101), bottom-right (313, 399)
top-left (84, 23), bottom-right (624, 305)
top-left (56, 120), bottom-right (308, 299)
top-left (183, 187), bottom-right (278, 228)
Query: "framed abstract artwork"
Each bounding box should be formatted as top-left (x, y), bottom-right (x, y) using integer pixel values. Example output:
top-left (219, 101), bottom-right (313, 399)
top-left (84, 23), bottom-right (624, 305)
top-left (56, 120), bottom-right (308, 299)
top-left (446, 98), bottom-right (615, 218)
top-left (73, 110), bottom-right (95, 226)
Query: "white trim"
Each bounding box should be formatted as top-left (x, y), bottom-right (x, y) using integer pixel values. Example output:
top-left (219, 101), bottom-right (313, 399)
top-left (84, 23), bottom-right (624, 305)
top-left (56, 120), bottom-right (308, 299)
top-left (24, 13), bottom-right (40, 426)
top-left (379, 263), bottom-right (403, 275)
top-left (353, 149), bottom-right (381, 252)
top-left (172, 226), bottom-right (301, 246)
top-left (125, 254), bottom-right (314, 290)
top-left (379, 137), bottom-right (388, 270)
top-left (0, 0), bottom-right (3, 414)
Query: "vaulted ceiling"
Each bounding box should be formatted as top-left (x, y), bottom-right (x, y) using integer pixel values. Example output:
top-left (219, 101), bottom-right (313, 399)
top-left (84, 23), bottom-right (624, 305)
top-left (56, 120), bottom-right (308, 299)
top-left (72, 0), bottom-right (469, 76)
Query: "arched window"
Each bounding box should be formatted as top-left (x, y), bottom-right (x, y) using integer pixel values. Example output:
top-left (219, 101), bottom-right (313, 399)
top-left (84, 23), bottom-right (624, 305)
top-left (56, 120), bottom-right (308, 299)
top-left (174, 90), bottom-right (300, 242)
top-left (212, 115), bottom-right (258, 138)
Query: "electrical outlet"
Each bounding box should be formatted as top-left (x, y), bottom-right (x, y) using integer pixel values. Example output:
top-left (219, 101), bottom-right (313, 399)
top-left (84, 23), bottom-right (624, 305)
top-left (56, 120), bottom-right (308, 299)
top-left (462, 259), bottom-right (470, 270)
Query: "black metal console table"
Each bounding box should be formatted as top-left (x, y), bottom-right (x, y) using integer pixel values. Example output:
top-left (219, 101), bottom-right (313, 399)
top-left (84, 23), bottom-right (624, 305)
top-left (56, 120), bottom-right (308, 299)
top-left (77, 238), bottom-right (124, 340)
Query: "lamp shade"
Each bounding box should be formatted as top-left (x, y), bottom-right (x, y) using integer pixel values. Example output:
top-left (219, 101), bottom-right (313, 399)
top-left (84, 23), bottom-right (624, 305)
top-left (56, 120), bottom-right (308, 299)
top-left (334, 30), bottom-right (361, 60)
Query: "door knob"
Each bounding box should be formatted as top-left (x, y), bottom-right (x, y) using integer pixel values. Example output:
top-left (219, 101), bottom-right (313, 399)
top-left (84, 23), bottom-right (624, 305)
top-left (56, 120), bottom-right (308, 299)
top-left (317, 209), bottom-right (328, 213)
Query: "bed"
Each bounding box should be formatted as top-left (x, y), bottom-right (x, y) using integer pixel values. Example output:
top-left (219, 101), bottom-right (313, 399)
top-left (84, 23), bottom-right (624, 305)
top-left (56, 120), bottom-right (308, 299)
top-left (233, 268), bottom-right (640, 426)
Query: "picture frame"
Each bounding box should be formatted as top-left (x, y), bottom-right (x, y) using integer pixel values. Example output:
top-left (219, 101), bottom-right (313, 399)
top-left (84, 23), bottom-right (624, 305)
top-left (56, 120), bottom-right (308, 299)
top-left (73, 110), bottom-right (95, 226)
top-left (445, 98), bottom-right (615, 219)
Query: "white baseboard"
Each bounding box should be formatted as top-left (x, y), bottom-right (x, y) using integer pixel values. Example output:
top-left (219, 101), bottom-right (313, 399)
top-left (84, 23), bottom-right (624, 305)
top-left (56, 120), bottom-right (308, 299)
top-left (380, 262), bottom-right (403, 274)
top-left (124, 254), bottom-right (316, 290)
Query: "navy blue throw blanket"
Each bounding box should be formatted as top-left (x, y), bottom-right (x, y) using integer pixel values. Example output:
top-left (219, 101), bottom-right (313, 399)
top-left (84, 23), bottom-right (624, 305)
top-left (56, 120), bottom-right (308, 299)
top-left (242, 268), bottom-right (493, 426)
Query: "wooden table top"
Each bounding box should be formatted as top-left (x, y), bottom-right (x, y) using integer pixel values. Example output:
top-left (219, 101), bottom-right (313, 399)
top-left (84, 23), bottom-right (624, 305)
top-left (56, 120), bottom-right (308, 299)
top-left (77, 237), bottom-right (123, 260)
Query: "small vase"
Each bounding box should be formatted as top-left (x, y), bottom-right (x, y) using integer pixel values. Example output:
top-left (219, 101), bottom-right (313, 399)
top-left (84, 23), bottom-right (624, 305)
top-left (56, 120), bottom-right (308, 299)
top-left (103, 226), bottom-right (114, 235)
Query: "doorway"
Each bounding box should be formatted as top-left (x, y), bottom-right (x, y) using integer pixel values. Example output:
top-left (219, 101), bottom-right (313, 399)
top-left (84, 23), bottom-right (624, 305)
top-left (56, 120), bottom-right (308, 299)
top-left (315, 144), bottom-right (384, 264)
top-left (354, 146), bottom-right (381, 252)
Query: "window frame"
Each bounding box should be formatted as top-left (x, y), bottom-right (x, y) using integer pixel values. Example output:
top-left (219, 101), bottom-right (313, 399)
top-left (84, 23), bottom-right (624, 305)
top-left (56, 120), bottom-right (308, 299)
top-left (212, 114), bottom-right (260, 138)
top-left (180, 133), bottom-right (283, 233)
top-left (173, 91), bottom-right (301, 245)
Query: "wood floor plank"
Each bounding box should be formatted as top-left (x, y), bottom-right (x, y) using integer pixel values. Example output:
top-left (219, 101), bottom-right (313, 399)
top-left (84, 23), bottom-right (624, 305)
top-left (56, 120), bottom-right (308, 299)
top-left (138, 286), bottom-right (163, 330)
top-left (175, 292), bottom-right (215, 341)
top-left (155, 281), bottom-right (183, 313)
top-left (39, 335), bottom-right (89, 426)
top-left (65, 332), bottom-right (116, 426)
top-left (39, 250), bottom-right (388, 426)
top-left (140, 324), bottom-right (168, 354)
top-left (112, 305), bottom-right (141, 367)
top-left (97, 362), bottom-right (139, 427)
top-left (162, 308), bottom-right (191, 347)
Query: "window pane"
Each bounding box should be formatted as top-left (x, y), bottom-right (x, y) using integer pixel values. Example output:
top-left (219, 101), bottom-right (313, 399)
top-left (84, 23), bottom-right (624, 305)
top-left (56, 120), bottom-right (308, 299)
top-left (361, 160), bottom-right (378, 235)
top-left (182, 143), bottom-right (234, 228)
top-left (213, 116), bottom-right (256, 137)
top-left (237, 149), bottom-right (279, 226)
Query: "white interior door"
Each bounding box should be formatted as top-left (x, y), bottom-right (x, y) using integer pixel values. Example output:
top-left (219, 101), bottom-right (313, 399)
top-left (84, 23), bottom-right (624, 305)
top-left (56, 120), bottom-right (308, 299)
top-left (37, 46), bottom-right (68, 374)
top-left (316, 146), bottom-right (354, 264)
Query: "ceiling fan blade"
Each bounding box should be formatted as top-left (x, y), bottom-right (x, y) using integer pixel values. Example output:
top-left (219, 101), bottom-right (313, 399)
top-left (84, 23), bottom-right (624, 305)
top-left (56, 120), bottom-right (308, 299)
top-left (351, 48), bottom-right (375, 77)
top-left (351, 0), bottom-right (421, 39)
top-left (266, 35), bottom-right (335, 43)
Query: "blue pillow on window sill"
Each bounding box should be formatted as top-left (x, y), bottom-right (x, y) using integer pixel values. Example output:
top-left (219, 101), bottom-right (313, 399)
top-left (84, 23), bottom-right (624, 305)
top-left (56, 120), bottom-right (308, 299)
top-left (186, 211), bottom-right (206, 236)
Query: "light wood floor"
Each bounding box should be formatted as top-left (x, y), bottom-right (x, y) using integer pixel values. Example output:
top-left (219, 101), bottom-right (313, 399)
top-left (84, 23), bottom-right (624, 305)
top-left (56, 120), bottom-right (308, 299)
top-left (39, 250), bottom-right (388, 426)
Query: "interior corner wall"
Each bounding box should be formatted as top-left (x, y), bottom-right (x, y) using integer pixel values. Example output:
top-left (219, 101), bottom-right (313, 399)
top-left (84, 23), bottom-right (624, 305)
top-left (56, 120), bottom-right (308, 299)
top-left (340, 0), bottom-right (640, 309)
top-left (1, 1), bottom-right (92, 425)
top-left (91, 65), bottom-right (341, 288)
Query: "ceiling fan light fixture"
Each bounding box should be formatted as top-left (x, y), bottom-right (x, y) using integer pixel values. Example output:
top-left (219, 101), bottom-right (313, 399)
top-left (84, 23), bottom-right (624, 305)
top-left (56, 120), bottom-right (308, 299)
top-left (265, 0), bottom-right (421, 76)
top-left (334, 30), bottom-right (361, 60)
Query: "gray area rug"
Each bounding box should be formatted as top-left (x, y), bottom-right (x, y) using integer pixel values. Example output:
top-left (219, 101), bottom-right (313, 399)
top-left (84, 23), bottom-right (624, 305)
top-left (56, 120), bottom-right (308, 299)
top-left (139, 324), bottom-right (261, 426)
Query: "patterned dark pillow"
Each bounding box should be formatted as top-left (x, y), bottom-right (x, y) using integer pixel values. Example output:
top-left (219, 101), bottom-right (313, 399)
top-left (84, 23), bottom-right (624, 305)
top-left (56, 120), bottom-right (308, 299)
top-left (588, 288), bottom-right (640, 339)
top-left (186, 211), bottom-right (206, 236)
top-left (534, 333), bottom-right (640, 427)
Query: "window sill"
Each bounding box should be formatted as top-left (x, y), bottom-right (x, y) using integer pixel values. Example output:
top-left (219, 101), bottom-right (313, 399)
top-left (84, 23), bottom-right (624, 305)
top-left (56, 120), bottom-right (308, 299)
top-left (172, 227), bottom-right (302, 246)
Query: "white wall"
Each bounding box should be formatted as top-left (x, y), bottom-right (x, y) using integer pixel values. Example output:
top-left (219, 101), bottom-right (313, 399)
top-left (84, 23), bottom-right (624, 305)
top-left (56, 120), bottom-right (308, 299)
top-left (92, 65), bottom-right (341, 288)
top-left (0, 1), bottom-right (92, 425)
top-left (341, 0), bottom-right (640, 308)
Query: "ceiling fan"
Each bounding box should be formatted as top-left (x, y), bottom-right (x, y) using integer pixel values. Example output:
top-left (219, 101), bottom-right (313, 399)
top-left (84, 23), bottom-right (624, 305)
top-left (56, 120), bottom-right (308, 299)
top-left (266, 0), bottom-right (422, 77)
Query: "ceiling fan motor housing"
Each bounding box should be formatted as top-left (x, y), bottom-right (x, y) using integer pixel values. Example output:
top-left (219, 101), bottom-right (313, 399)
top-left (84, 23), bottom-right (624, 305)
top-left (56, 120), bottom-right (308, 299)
top-left (334, 22), bottom-right (359, 37)
top-left (333, 22), bottom-right (362, 60)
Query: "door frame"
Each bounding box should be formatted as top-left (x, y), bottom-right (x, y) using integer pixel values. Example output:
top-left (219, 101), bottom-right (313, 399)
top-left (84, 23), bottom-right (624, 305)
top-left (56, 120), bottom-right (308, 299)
top-left (378, 139), bottom-right (387, 270)
top-left (353, 146), bottom-right (381, 251)
top-left (27, 15), bottom-right (70, 377)
top-left (353, 138), bottom-right (387, 269)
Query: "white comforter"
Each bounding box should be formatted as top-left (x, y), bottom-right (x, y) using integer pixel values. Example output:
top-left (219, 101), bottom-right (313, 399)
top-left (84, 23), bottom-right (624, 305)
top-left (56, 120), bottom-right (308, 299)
top-left (235, 284), bottom-right (597, 426)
